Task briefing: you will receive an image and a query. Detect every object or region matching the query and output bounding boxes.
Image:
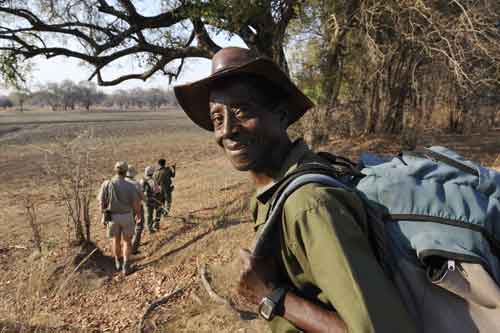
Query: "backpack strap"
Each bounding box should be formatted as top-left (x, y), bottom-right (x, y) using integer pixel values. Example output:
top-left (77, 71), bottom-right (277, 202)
top-left (251, 170), bottom-right (392, 279)
top-left (252, 173), bottom-right (348, 257)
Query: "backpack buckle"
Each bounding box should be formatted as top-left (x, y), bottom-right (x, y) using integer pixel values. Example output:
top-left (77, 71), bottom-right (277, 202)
top-left (447, 260), bottom-right (456, 272)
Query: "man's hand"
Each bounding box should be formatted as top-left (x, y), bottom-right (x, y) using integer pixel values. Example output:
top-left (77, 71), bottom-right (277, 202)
top-left (237, 248), bottom-right (278, 305)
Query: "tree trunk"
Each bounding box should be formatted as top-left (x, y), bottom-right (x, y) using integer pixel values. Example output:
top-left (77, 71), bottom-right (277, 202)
top-left (320, 46), bottom-right (343, 110)
top-left (365, 77), bottom-right (381, 134)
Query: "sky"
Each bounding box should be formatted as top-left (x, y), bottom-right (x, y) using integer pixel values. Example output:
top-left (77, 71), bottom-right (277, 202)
top-left (1, 30), bottom-right (247, 95)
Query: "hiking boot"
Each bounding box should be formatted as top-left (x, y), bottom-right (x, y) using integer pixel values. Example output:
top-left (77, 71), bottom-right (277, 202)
top-left (114, 257), bottom-right (122, 271)
top-left (122, 261), bottom-right (130, 276)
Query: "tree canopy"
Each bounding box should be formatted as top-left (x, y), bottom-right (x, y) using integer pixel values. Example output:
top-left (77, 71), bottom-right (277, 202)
top-left (0, 0), bottom-right (297, 86)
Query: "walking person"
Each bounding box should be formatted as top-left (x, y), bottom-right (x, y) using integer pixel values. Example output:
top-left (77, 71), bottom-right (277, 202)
top-left (125, 166), bottom-right (144, 255)
top-left (152, 158), bottom-right (176, 229)
top-left (142, 166), bottom-right (161, 234)
top-left (98, 161), bottom-right (141, 275)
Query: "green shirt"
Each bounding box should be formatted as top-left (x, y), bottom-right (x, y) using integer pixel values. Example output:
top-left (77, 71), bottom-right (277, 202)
top-left (153, 166), bottom-right (175, 188)
top-left (251, 140), bottom-right (416, 333)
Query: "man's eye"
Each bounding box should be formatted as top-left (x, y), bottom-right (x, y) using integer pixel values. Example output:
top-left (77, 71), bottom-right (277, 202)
top-left (211, 114), bottom-right (223, 126)
top-left (234, 108), bottom-right (249, 119)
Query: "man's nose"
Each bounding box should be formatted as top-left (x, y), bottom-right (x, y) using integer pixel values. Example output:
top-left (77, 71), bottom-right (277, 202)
top-left (222, 108), bottom-right (238, 138)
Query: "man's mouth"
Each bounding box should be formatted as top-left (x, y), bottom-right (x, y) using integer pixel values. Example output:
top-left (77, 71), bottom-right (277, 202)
top-left (224, 141), bottom-right (249, 157)
top-left (225, 141), bottom-right (247, 151)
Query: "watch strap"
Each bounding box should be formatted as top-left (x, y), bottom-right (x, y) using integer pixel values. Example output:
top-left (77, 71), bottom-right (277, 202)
top-left (259, 287), bottom-right (288, 320)
top-left (268, 287), bottom-right (288, 307)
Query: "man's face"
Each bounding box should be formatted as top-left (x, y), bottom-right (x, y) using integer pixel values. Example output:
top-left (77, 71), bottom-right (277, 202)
top-left (209, 80), bottom-right (285, 172)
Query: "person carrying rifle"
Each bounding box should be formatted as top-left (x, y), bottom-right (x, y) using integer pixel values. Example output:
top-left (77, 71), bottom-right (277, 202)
top-left (152, 158), bottom-right (176, 229)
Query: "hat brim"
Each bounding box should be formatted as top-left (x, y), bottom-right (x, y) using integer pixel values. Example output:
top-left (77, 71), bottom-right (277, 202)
top-left (174, 58), bottom-right (314, 131)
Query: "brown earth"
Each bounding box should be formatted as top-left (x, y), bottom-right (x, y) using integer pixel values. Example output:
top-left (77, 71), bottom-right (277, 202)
top-left (1, 109), bottom-right (499, 332)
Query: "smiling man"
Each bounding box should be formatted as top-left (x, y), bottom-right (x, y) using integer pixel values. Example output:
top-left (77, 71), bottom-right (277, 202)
top-left (174, 47), bottom-right (415, 332)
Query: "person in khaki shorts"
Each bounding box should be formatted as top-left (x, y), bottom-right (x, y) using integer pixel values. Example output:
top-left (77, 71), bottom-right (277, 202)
top-left (98, 161), bottom-right (141, 275)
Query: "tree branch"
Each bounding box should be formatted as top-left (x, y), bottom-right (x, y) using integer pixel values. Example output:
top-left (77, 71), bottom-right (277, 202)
top-left (0, 0), bottom-right (295, 86)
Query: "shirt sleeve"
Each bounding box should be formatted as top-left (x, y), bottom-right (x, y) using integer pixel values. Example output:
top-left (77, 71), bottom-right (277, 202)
top-left (283, 186), bottom-right (415, 333)
top-left (131, 183), bottom-right (140, 202)
top-left (97, 181), bottom-right (108, 210)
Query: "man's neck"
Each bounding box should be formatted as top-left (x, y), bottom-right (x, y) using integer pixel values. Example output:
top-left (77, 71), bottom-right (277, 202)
top-left (250, 138), bottom-right (294, 188)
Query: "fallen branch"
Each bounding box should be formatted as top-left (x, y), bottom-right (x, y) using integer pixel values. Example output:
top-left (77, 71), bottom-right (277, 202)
top-left (10, 245), bottom-right (28, 250)
top-left (196, 259), bottom-right (259, 321)
top-left (53, 247), bottom-right (98, 299)
top-left (188, 205), bottom-right (218, 215)
top-left (137, 287), bottom-right (184, 333)
top-left (219, 182), bottom-right (246, 192)
top-left (197, 259), bottom-right (231, 307)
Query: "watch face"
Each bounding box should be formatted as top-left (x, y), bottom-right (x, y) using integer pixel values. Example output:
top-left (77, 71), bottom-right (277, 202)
top-left (259, 298), bottom-right (276, 320)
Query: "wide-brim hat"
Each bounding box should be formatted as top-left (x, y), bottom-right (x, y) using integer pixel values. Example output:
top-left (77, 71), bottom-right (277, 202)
top-left (174, 47), bottom-right (314, 131)
top-left (126, 166), bottom-right (137, 178)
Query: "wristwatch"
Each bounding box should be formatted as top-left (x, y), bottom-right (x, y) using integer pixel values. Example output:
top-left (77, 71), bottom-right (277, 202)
top-left (258, 287), bottom-right (288, 321)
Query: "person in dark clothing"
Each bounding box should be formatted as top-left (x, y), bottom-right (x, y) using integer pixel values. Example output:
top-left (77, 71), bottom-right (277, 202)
top-left (152, 158), bottom-right (176, 229)
top-left (142, 166), bottom-right (161, 233)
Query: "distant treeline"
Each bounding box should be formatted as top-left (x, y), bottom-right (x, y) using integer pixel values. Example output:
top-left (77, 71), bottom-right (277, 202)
top-left (1, 1), bottom-right (499, 135)
top-left (1, 80), bottom-right (177, 112)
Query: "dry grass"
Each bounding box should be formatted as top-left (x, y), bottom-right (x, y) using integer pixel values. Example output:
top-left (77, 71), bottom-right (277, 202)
top-left (1, 109), bottom-right (500, 332)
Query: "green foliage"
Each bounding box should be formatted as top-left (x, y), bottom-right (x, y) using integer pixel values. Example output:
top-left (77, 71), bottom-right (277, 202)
top-left (0, 52), bottom-right (31, 90)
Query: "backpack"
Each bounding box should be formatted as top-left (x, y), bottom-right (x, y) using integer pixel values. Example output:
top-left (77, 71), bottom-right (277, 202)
top-left (153, 167), bottom-right (173, 190)
top-left (143, 178), bottom-right (162, 206)
top-left (254, 146), bottom-right (500, 332)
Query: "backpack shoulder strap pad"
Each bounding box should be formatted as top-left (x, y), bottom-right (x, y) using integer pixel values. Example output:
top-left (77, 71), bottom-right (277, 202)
top-left (252, 173), bottom-right (346, 257)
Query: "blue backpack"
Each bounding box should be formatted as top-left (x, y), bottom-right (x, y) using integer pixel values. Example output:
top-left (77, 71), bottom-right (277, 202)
top-left (254, 146), bottom-right (500, 332)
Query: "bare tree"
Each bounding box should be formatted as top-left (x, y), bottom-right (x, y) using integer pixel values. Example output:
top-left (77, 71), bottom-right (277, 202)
top-left (59, 80), bottom-right (79, 111)
top-left (42, 131), bottom-right (98, 246)
top-left (143, 88), bottom-right (168, 110)
top-left (0, 0), bottom-right (300, 88)
top-left (22, 194), bottom-right (43, 253)
top-left (290, 0), bottom-right (500, 135)
top-left (77, 80), bottom-right (105, 111)
top-left (109, 89), bottom-right (130, 109)
top-left (358, 0), bottom-right (500, 133)
top-left (33, 82), bottom-right (63, 110)
top-left (8, 90), bottom-right (30, 111)
top-left (0, 95), bottom-right (13, 107)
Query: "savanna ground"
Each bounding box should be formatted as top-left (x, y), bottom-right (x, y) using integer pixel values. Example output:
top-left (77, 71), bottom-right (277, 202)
top-left (1, 108), bottom-right (499, 332)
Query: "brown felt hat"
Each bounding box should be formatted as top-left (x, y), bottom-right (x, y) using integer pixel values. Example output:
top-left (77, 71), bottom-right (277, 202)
top-left (174, 47), bottom-right (314, 131)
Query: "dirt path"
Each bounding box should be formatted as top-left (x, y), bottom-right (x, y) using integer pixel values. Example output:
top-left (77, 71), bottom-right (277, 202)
top-left (2, 110), bottom-right (500, 332)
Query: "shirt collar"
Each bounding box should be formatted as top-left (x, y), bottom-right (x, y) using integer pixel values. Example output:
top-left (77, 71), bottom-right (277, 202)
top-left (255, 139), bottom-right (311, 204)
